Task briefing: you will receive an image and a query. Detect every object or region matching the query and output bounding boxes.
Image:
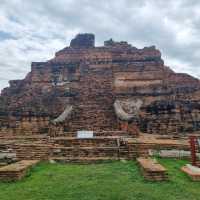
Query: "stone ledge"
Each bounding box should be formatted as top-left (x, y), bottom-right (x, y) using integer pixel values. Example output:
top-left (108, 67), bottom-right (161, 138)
top-left (49, 156), bottom-right (119, 164)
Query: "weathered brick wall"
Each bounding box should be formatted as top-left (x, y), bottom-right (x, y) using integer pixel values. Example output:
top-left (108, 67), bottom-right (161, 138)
top-left (68, 62), bottom-right (117, 131)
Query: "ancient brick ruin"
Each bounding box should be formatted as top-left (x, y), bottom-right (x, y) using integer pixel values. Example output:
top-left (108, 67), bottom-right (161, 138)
top-left (0, 33), bottom-right (199, 166)
top-left (1, 33), bottom-right (200, 136)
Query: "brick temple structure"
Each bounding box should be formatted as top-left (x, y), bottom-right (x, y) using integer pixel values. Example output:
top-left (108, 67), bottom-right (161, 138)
top-left (0, 33), bottom-right (198, 164)
top-left (1, 33), bottom-right (200, 136)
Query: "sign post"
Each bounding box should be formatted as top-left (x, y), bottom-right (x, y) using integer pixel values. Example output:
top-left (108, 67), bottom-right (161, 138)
top-left (189, 136), bottom-right (198, 166)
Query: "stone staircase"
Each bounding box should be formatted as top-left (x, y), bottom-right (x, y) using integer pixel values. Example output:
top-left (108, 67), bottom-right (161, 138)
top-left (49, 135), bottom-right (131, 163)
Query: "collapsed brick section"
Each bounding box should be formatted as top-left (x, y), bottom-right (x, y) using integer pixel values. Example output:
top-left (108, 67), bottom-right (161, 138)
top-left (0, 33), bottom-right (200, 136)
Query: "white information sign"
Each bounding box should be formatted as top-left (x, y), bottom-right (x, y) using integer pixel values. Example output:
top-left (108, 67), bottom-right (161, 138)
top-left (77, 130), bottom-right (94, 138)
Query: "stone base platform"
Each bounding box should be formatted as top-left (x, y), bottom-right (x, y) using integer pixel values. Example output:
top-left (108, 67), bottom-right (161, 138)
top-left (0, 160), bottom-right (39, 181)
top-left (137, 157), bottom-right (168, 181)
top-left (181, 165), bottom-right (200, 181)
top-left (50, 136), bottom-right (130, 162)
top-left (0, 133), bottom-right (190, 164)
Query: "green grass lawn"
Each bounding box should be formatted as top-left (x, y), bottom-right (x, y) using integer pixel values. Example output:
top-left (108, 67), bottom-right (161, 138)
top-left (0, 158), bottom-right (199, 200)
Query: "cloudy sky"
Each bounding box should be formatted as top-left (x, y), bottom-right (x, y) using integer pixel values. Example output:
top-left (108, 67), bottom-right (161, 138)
top-left (0, 0), bottom-right (200, 91)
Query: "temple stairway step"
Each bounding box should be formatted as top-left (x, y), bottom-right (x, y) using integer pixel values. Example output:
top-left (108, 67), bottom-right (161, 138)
top-left (52, 136), bottom-right (120, 147)
top-left (49, 156), bottom-right (119, 164)
top-left (60, 131), bottom-right (132, 137)
top-left (51, 146), bottom-right (120, 158)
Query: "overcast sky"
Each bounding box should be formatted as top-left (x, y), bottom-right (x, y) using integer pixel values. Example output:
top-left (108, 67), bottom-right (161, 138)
top-left (0, 0), bottom-right (200, 91)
